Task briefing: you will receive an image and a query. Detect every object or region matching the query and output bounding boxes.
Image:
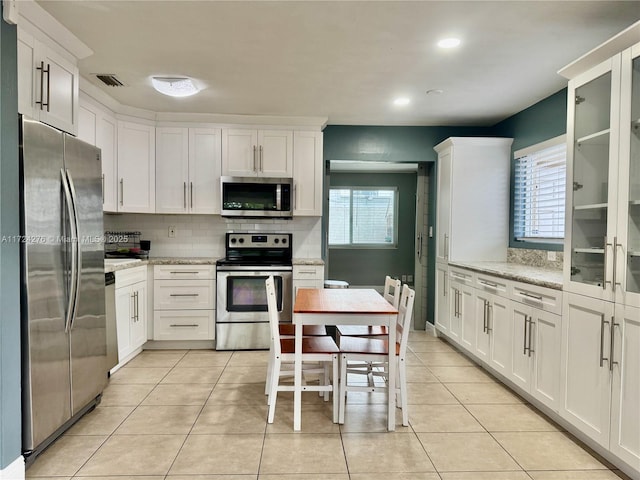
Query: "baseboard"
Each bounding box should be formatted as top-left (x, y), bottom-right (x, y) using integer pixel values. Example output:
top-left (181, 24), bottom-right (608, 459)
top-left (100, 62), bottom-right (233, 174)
top-left (0, 456), bottom-right (25, 480)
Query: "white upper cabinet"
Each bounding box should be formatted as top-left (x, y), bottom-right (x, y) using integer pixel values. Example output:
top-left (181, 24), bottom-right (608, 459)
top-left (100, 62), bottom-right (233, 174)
top-left (77, 100), bottom-right (118, 212)
top-left (564, 40), bottom-right (640, 308)
top-left (17, 28), bottom-right (79, 135)
top-left (293, 131), bottom-right (323, 216)
top-left (434, 137), bottom-right (513, 264)
top-left (222, 128), bottom-right (293, 177)
top-left (155, 127), bottom-right (221, 214)
top-left (117, 121), bottom-right (155, 213)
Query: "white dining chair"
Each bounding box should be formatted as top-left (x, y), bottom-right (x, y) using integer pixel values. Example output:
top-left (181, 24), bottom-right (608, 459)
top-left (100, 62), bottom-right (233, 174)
top-left (335, 275), bottom-right (401, 338)
top-left (338, 284), bottom-right (415, 426)
top-left (264, 276), bottom-right (340, 423)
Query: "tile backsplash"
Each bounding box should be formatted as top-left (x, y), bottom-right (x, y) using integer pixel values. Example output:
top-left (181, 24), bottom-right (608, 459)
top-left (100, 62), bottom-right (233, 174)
top-left (104, 214), bottom-right (322, 259)
top-left (507, 247), bottom-right (563, 270)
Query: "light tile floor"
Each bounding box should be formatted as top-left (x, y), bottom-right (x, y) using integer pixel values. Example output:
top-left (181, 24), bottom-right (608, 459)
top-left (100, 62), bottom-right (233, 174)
top-left (26, 331), bottom-right (631, 479)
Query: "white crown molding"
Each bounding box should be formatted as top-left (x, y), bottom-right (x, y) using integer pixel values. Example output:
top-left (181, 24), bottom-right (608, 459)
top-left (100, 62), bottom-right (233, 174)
top-left (559, 20), bottom-right (640, 79)
top-left (16, 0), bottom-right (92, 60)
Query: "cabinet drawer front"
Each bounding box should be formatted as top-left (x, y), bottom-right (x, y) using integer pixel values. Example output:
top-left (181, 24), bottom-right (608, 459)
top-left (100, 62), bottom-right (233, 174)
top-left (476, 273), bottom-right (510, 297)
top-left (115, 266), bottom-right (147, 288)
top-left (154, 264), bottom-right (215, 280)
top-left (512, 283), bottom-right (563, 315)
top-left (293, 265), bottom-right (324, 280)
top-left (153, 310), bottom-right (213, 341)
top-left (154, 280), bottom-right (214, 309)
top-left (449, 267), bottom-right (475, 286)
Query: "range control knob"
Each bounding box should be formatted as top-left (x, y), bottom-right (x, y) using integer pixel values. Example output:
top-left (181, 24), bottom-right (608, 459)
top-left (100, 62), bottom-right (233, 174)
top-left (230, 238), bottom-right (237, 244)
top-left (274, 238), bottom-right (279, 244)
top-left (281, 237), bottom-right (287, 244)
top-left (238, 237), bottom-right (245, 244)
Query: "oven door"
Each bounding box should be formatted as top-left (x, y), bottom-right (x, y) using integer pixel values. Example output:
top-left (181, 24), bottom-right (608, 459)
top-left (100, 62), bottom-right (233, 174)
top-left (216, 268), bottom-right (292, 350)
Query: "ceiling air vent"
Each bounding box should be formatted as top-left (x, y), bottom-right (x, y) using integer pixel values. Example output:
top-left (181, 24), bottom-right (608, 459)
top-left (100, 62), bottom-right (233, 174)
top-left (95, 74), bottom-right (124, 87)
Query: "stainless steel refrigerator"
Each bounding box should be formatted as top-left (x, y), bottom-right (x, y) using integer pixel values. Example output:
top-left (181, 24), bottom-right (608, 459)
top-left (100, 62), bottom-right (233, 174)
top-left (20, 116), bottom-right (107, 462)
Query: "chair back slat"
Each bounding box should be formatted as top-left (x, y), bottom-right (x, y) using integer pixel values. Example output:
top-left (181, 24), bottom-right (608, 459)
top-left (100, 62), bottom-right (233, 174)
top-left (265, 276), bottom-right (281, 356)
top-left (383, 276), bottom-right (402, 308)
top-left (396, 284), bottom-right (415, 357)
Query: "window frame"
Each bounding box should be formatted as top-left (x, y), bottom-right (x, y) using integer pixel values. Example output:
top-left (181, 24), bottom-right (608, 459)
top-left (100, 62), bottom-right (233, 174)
top-left (328, 186), bottom-right (399, 249)
top-left (511, 134), bottom-right (567, 251)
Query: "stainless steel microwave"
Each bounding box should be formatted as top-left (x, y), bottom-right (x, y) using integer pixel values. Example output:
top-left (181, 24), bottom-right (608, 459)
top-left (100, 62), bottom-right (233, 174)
top-left (220, 176), bottom-right (293, 218)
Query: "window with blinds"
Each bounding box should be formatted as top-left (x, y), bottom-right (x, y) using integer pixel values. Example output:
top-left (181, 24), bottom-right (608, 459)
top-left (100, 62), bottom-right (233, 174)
top-left (513, 136), bottom-right (567, 242)
top-left (328, 187), bottom-right (398, 247)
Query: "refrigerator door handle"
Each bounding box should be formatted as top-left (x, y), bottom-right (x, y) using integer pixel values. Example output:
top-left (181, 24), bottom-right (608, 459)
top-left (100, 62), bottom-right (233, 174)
top-left (61, 169), bottom-right (78, 333)
top-left (65, 169), bottom-right (82, 330)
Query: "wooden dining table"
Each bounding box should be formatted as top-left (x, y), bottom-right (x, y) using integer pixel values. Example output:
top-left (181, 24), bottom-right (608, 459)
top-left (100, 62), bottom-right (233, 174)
top-left (292, 288), bottom-right (399, 431)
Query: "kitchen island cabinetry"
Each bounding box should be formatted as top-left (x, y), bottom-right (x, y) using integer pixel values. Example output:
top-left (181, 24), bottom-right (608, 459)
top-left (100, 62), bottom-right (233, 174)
top-left (17, 27), bottom-right (79, 135)
top-left (117, 121), bottom-right (156, 213)
top-left (221, 128), bottom-right (293, 177)
top-left (115, 266), bottom-right (147, 366)
top-left (155, 127), bottom-right (221, 214)
top-left (153, 265), bottom-right (215, 341)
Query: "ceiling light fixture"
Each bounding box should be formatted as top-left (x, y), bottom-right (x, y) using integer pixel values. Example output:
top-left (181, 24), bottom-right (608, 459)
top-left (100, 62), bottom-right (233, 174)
top-left (437, 38), bottom-right (461, 49)
top-left (151, 77), bottom-right (200, 97)
top-left (393, 97), bottom-right (410, 106)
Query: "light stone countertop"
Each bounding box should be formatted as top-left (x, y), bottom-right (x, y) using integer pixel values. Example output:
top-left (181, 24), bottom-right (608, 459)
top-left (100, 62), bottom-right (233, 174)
top-left (104, 257), bottom-right (220, 273)
top-left (292, 258), bottom-right (325, 266)
top-left (448, 261), bottom-right (563, 290)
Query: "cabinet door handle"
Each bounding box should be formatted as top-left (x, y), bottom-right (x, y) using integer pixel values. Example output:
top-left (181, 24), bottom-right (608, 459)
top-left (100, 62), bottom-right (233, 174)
top-left (483, 300), bottom-right (488, 333)
top-left (444, 234), bottom-right (449, 259)
top-left (35, 62), bottom-right (50, 111)
top-left (599, 314), bottom-right (610, 367)
top-left (604, 236), bottom-right (612, 290)
top-left (487, 304), bottom-right (493, 332)
top-left (102, 174), bottom-right (105, 204)
top-left (523, 315), bottom-right (529, 355)
top-left (190, 181), bottom-right (194, 209)
top-left (135, 291), bottom-right (139, 321)
top-left (609, 317), bottom-right (619, 371)
top-left (443, 272), bottom-right (447, 297)
top-left (44, 63), bottom-right (51, 112)
top-left (120, 178), bottom-right (124, 206)
top-left (253, 145), bottom-right (257, 172)
top-left (528, 316), bottom-right (535, 357)
top-left (259, 145), bottom-right (263, 172)
top-left (613, 238), bottom-right (622, 290)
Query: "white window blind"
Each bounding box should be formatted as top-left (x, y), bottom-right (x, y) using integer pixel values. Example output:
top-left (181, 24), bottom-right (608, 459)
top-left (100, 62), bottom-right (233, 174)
top-left (514, 138), bottom-right (567, 241)
top-left (329, 188), bottom-right (397, 246)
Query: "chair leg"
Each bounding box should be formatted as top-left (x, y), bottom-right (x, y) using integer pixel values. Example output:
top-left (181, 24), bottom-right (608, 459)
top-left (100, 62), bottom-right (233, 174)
top-left (265, 346), bottom-right (274, 396)
top-left (399, 359), bottom-right (408, 426)
top-left (267, 357), bottom-right (281, 423)
top-left (339, 353), bottom-right (348, 424)
top-left (332, 354), bottom-right (339, 423)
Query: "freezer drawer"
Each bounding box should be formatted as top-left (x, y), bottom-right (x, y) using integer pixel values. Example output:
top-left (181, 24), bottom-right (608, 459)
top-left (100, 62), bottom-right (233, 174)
top-left (216, 322), bottom-right (270, 350)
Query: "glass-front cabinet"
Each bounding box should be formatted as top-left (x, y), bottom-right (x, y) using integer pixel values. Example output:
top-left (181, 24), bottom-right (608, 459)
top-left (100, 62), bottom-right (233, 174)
top-left (565, 41), bottom-right (640, 307)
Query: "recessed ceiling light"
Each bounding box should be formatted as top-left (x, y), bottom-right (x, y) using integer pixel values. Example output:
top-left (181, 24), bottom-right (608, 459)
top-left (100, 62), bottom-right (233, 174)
top-left (393, 97), bottom-right (410, 106)
top-left (437, 38), bottom-right (461, 49)
top-left (151, 77), bottom-right (200, 97)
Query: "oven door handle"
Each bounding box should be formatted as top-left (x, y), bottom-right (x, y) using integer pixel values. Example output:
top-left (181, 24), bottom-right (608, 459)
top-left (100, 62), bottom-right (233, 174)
top-left (216, 265), bottom-right (293, 272)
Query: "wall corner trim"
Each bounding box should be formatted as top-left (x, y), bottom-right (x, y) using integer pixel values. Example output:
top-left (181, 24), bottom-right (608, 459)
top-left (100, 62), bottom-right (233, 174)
top-left (0, 456), bottom-right (25, 480)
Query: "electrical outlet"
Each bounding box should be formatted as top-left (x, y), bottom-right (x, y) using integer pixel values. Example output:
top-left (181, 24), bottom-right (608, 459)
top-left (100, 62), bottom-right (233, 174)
top-left (168, 226), bottom-right (176, 238)
top-left (407, 274), bottom-right (413, 283)
top-left (547, 251), bottom-right (557, 261)
top-left (401, 274), bottom-right (407, 282)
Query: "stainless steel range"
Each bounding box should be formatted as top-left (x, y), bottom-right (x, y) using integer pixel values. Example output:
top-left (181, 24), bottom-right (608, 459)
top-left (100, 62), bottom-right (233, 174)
top-left (216, 233), bottom-right (293, 350)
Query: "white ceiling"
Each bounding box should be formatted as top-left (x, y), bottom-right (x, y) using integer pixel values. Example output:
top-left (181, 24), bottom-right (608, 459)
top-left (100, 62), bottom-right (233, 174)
top-left (37, 0), bottom-right (640, 126)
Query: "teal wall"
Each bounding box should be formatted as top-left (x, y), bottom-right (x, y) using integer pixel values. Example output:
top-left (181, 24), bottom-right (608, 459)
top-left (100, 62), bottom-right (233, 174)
top-left (491, 89), bottom-right (568, 250)
top-left (328, 172), bottom-right (417, 286)
top-left (0, 11), bottom-right (22, 470)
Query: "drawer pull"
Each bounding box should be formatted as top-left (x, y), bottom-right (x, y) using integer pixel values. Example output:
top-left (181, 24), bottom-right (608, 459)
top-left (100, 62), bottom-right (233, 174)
top-left (479, 280), bottom-right (498, 288)
top-left (297, 270), bottom-right (317, 274)
top-left (169, 293), bottom-right (199, 297)
top-left (519, 291), bottom-right (543, 302)
top-left (169, 271), bottom-right (201, 274)
top-left (170, 324), bottom-right (199, 327)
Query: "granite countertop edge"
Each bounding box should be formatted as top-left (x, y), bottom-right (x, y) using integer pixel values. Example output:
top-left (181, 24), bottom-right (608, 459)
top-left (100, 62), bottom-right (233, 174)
top-left (106, 257), bottom-right (324, 273)
top-left (448, 261), bottom-right (563, 290)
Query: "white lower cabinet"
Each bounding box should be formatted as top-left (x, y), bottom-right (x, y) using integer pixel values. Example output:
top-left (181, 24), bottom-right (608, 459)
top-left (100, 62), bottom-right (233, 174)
top-left (448, 268), bottom-right (475, 346)
top-left (510, 302), bottom-right (561, 411)
top-left (562, 293), bottom-right (640, 470)
top-left (293, 264), bottom-right (324, 298)
top-left (474, 289), bottom-right (512, 377)
top-left (435, 263), bottom-right (450, 333)
top-left (153, 265), bottom-right (215, 341)
top-left (115, 266), bottom-right (147, 365)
